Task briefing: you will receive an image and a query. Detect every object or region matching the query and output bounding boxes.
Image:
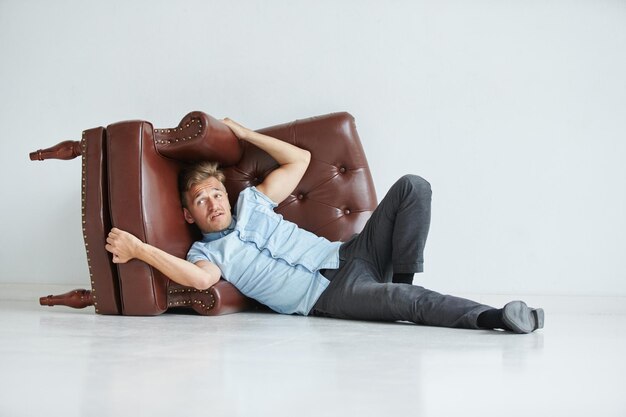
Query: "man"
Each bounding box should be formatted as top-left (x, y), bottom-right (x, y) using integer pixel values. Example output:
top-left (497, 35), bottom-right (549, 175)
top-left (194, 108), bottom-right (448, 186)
top-left (105, 117), bottom-right (544, 333)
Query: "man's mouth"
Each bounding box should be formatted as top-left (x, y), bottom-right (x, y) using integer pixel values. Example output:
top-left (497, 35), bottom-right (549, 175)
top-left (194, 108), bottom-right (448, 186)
top-left (210, 213), bottom-right (223, 221)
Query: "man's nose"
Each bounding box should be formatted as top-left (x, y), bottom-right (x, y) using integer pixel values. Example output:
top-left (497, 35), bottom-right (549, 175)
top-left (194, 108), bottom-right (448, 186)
top-left (206, 198), bottom-right (218, 210)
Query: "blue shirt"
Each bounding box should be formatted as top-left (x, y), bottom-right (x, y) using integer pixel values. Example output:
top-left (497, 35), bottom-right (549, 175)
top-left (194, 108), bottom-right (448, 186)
top-left (186, 187), bottom-right (341, 315)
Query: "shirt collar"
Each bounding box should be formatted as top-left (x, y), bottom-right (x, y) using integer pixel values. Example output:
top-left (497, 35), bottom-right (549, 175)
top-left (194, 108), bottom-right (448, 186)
top-left (201, 219), bottom-right (236, 242)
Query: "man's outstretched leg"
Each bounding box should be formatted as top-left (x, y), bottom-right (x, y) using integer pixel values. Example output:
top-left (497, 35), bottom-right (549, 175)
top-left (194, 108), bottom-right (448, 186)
top-left (314, 261), bottom-right (544, 333)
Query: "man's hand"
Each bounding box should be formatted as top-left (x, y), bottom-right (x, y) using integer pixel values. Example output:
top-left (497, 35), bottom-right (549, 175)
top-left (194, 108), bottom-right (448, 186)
top-left (105, 227), bottom-right (143, 264)
top-left (221, 118), bottom-right (251, 140)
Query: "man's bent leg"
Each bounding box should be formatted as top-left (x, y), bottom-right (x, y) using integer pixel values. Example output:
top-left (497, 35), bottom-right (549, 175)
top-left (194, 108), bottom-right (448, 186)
top-left (343, 175), bottom-right (432, 282)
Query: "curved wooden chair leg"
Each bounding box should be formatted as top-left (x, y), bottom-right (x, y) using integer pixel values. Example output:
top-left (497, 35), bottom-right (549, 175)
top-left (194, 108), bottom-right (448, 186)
top-left (30, 140), bottom-right (82, 161)
top-left (40, 289), bottom-right (94, 309)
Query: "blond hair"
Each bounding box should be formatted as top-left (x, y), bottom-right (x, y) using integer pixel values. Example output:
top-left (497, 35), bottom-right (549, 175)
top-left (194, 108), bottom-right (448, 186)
top-left (178, 161), bottom-right (226, 208)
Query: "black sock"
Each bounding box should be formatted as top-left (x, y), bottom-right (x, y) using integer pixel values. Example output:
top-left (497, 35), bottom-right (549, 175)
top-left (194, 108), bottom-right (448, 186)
top-left (477, 308), bottom-right (511, 330)
top-left (392, 273), bottom-right (414, 284)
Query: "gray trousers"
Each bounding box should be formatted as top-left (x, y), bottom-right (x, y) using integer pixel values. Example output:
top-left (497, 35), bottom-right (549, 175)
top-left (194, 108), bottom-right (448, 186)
top-left (311, 175), bottom-right (492, 329)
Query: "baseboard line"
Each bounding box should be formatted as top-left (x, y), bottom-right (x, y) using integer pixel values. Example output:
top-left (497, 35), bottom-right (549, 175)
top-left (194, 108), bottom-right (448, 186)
top-left (454, 292), bottom-right (626, 315)
top-left (1, 283), bottom-right (87, 303)
top-left (1, 283), bottom-right (625, 314)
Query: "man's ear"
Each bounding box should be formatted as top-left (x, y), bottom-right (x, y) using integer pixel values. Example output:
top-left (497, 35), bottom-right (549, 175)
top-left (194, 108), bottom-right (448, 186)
top-left (183, 208), bottom-right (195, 224)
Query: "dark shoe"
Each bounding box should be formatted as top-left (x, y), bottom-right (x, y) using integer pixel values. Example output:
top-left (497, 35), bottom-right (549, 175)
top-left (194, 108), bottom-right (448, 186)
top-left (502, 301), bottom-right (544, 334)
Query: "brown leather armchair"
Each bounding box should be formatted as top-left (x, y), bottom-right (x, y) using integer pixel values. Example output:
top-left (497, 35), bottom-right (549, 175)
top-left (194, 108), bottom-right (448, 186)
top-left (32, 111), bottom-right (378, 316)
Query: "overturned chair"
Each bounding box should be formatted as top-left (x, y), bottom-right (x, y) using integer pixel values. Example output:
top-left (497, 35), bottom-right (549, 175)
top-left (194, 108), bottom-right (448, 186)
top-left (31, 111), bottom-right (378, 316)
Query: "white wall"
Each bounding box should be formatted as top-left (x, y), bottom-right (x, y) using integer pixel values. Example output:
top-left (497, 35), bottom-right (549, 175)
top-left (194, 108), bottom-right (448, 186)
top-left (1, 0), bottom-right (624, 297)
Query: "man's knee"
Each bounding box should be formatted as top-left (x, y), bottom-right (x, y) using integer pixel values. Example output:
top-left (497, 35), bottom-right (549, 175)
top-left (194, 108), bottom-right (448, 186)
top-left (398, 174), bottom-right (432, 198)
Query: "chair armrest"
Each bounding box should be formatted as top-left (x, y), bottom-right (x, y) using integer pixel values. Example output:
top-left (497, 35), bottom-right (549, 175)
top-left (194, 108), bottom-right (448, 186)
top-left (167, 279), bottom-right (256, 316)
top-left (154, 111), bottom-right (243, 165)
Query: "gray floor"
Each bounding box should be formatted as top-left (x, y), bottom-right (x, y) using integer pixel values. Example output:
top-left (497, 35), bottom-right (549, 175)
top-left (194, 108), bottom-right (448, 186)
top-left (1, 300), bottom-right (624, 417)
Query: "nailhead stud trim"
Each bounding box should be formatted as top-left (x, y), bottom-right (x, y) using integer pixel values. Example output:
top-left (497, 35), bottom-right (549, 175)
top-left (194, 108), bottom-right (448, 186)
top-left (167, 288), bottom-right (215, 311)
top-left (81, 133), bottom-right (98, 314)
top-left (155, 118), bottom-right (203, 145)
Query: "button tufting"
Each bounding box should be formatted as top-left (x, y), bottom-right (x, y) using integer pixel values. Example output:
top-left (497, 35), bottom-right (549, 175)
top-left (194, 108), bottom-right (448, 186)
top-left (339, 167), bottom-right (346, 174)
top-left (344, 209), bottom-right (351, 215)
top-left (298, 194), bottom-right (304, 200)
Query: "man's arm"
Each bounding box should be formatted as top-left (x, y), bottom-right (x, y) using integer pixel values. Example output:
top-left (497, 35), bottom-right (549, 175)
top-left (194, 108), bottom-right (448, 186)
top-left (105, 228), bottom-right (221, 290)
top-left (222, 118), bottom-right (311, 204)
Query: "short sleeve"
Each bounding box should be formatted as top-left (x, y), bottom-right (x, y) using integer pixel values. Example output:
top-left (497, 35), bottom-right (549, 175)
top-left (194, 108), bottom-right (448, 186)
top-left (186, 241), bottom-right (209, 264)
top-left (248, 186), bottom-right (278, 209)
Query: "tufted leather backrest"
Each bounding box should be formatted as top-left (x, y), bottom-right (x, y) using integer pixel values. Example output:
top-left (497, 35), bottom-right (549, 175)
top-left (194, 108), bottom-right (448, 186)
top-left (223, 112), bottom-right (377, 242)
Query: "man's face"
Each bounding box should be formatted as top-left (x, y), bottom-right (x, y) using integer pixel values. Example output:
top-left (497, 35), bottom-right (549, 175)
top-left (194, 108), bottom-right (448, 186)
top-left (183, 177), bottom-right (232, 233)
